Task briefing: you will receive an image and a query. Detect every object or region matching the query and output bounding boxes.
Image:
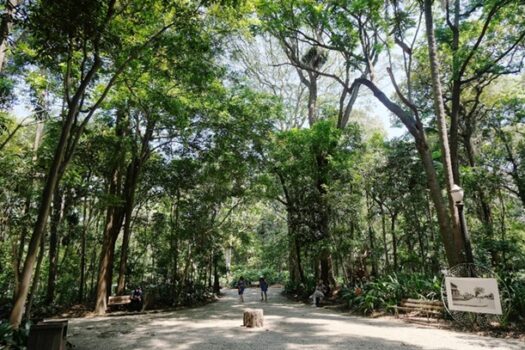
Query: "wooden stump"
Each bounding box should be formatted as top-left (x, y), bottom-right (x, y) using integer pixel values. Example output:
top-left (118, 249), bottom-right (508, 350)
top-left (243, 308), bottom-right (264, 328)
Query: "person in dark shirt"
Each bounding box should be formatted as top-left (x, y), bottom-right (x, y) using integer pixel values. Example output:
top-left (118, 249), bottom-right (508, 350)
top-left (130, 286), bottom-right (143, 311)
top-left (237, 277), bottom-right (246, 302)
top-left (259, 276), bottom-right (268, 302)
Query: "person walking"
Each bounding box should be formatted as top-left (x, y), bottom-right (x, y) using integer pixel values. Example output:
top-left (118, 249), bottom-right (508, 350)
top-left (237, 276), bottom-right (246, 302)
top-left (259, 276), bottom-right (268, 302)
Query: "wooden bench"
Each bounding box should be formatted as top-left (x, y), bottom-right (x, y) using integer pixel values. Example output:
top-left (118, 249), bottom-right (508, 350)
top-left (389, 298), bottom-right (444, 321)
top-left (28, 319), bottom-right (68, 350)
top-left (108, 295), bottom-right (132, 310)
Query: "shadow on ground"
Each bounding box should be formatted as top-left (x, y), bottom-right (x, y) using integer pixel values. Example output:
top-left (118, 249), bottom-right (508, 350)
top-left (67, 287), bottom-right (522, 350)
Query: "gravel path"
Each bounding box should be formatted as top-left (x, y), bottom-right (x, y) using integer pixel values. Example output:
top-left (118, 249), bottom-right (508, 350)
top-left (68, 287), bottom-right (523, 350)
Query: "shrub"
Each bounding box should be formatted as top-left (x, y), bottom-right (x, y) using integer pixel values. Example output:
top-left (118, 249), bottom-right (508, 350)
top-left (342, 273), bottom-right (441, 315)
top-left (501, 272), bottom-right (525, 325)
top-left (0, 320), bottom-right (31, 350)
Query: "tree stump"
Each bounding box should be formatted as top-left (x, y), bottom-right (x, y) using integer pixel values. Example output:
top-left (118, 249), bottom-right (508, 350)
top-left (243, 308), bottom-right (264, 328)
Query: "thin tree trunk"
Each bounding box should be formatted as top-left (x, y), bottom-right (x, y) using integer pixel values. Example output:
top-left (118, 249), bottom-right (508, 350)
top-left (9, 103), bottom-right (79, 328)
top-left (170, 193), bottom-right (180, 301)
top-left (94, 207), bottom-right (124, 314)
top-left (78, 191), bottom-right (93, 303)
top-left (94, 170), bottom-right (125, 313)
top-left (116, 115), bottom-right (154, 295)
top-left (88, 226), bottom-right (98, 301)
top-left (365, 191), bottom-right (378, 277)
top-left (0, 0), bottom-right (20, 72)
top-left (25, 232), bottom-right (46, 321)
top-left (213, 253), bottom-right (220, 294)
top-left (391, 212), bottom-right (398, 271)
top-left (25, 232), bottom-right (45, 322)
top-left (116, 212), bottom-right (132, 295)
top-left (287, 208), bottom-right (304, 285)
top-left (315, 150), bottom-right (336, 288)
top-left (412, 202), bottom-right (427, 273)
top-left (46, 188), bottom-right (63, 304)
top-left (498, 188), bottom-right (508, 268)
top-left (307, 76), bottom-right (318, 125)
top-left (449, 0), bottom-right (462, 183)
top-left (116, 157), bottom-right (144, 295)
top-left (424, 0), bottom-right (464, 264)
top-left (379, 203), bottom-right (390, 270)
top-left (415, 139), bottom-right (459, 265)
top-left (13, 122), bottom-right (45, 298)
top-left (207, 254), bottom-right (213, 288)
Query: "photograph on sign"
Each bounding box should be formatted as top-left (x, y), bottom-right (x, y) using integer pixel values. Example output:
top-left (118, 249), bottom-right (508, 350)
top-left (445, 277), bottom-right (502, 314)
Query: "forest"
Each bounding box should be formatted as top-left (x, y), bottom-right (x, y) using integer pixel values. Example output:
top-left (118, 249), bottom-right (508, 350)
top-left (0, 0), bottom-right (524, 340)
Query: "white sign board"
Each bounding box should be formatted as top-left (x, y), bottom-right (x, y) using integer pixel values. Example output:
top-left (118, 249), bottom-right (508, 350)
top-left (445, 277), bottom-right (502, 315)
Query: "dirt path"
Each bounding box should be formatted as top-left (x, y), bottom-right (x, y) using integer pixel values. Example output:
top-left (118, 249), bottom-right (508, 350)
top-left (68, 287), bottom-right (522, 349)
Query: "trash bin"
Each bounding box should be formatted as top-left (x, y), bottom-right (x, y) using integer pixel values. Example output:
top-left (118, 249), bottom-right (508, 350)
top-left (28, 320), bottom-right (68, 350)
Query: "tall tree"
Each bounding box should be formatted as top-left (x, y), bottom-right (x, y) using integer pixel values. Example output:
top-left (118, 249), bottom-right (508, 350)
top-left (10, 0), bottom-right (197, 328)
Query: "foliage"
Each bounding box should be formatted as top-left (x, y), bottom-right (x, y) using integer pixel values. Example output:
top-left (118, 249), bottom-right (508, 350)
top-left (500, 272), bottom-right (525, 325)
top-left (342, 273), bottom-right (442, 315)
top-left (0, 321), bottom-right (31, 350)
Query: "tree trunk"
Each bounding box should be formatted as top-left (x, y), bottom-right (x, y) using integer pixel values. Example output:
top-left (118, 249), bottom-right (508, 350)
top-left (117, 158), bottom-right (142, 295)
top-left (170, 194), bottom-right (180, 300)
top-left (314, 151), bottom-right (336, 289)
top-left (287, 207), bottom-right (304, 285)
top-left (391, 212), bottom-right (398, 271)
top-left (12, 122), bottom-right (45, 299)
top-left (78, 194), bottom-right (92, 303)
top-left (94, 111), bottom-right (131, 313)
top-left (415, 138), bottom-right (459, 265)
top-left (365, 191), bottom-right (378, 277)
top-left (319, 247), bottom-right (336, 291)
top-left (88, 226), bottom-right (99, 301)
top-left (116, 114), bottom-right (154, 295)
top-left (207, 254), bottom-right (213, 288)
top-left (13, 198), bottom-right (29, 298)
top-left (424, 0), bottom-right (464, 264)
top-left (94, 206), bottom-right (124, 314)
top-left (449, 0), bottom-right (462, 184)
top-left (379, 203), bottom-right (390, 270)
top-left (94, 169), bottom-right (125, 313)
top-left (116, 202), bottom-right (133, 295)
top-left (25, 233), bottom-right (45, 321)
top-left (288, 233), bottom-right (303, 285)
top-left (307, 75), bottom-right (318, 125)
top-left (9, 102), bottom-right (80, 328)
top-left (355, 76), bottom-right (462, 267)
top-left (0, 0), bottom-right (20, 72)
top-left (412, 203), bottom-right (427, 273)
top-left (45, 188), bottom-right (63, 304)
top-left (78, 217), bottom-right (87, 303)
